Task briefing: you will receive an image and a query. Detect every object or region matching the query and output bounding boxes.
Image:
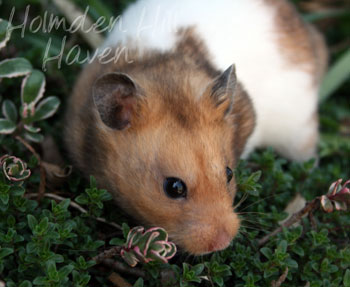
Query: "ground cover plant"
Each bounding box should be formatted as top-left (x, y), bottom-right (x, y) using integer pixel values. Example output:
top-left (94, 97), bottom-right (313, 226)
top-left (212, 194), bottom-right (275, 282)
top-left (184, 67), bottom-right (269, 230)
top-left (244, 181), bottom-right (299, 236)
top-left (0, 0), bottom-right (349, 286)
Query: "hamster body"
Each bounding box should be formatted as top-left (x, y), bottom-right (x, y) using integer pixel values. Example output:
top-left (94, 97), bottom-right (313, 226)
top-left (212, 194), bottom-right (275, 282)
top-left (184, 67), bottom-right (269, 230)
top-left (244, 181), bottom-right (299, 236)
top-left (66, 0), bottom-right (327, 254)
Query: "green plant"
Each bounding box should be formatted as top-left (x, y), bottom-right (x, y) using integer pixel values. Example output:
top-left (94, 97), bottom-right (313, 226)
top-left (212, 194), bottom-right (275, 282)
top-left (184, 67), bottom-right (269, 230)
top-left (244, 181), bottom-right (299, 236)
top-left (0, 0), bottom-right (349, 286)
top-left (118, 226), bottom-right (177, 267)
top-left (0, 19), bottom-right (60, 143)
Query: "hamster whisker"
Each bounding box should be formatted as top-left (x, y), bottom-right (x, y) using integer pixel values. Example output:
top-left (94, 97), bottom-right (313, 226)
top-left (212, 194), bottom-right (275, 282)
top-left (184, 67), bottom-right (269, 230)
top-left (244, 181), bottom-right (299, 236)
top-left (239, 224), bottom-right (270, 233)
top-left (238, 218), bottom-right (274, 228)
top-left (236, 229), bottom-right (262, 241)
top-left (236, 211), bottom-right (269, 216)
top-left (233, 193), bottom-right (249, 210)
top-left (236, 230), bottom-right (249, 240)
top-left (237, 191), bottom-right (289, 212)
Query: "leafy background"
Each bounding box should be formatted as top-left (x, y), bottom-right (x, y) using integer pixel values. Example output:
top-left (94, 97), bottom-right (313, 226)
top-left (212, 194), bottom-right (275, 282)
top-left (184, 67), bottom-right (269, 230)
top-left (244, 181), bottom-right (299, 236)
top-left (0, 0), bottom-right (349, 286)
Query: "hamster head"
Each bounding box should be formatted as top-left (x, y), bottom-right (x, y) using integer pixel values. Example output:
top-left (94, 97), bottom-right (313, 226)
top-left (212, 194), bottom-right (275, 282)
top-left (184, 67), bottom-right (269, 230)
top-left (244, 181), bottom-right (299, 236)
top-left (92, 64), bottom-right (255, 255)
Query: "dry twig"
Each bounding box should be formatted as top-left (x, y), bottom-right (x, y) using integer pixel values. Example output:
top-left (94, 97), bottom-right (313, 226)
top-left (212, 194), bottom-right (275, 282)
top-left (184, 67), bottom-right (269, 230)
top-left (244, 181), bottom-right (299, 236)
top-left (15, 136), bottom-right (46, 201)
top-left (52, 0), bottom-right (104, 49)
top-left (271, 267), bottom-right (289, 287)
top-left (258, 198), bottom-right (320, 246)
top-left (108, 272), bottom-right (132, 287)
top-left (92, 246), bottom-right (122, 264)
top-left (103, 259), bottom-right (146, 279)
top-left (15, 136), bottom-right (40, 160)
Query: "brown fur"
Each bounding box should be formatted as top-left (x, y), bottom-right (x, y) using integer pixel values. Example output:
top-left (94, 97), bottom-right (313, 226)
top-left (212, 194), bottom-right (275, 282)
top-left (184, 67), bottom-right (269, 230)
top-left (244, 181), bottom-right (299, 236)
top-left (261, 0), bottom-right (327, 161)
top-left (65, 30), bottom-right (255, 254)
top-left (264, 0), bottom-right (328, 85)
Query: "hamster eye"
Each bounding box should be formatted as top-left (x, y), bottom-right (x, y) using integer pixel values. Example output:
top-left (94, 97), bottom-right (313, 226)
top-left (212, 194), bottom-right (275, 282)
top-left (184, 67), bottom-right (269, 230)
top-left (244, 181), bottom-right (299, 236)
top-left (163, 177), bottom-right (187, 199)
top-left (226, 167), bottom-right (233, 183)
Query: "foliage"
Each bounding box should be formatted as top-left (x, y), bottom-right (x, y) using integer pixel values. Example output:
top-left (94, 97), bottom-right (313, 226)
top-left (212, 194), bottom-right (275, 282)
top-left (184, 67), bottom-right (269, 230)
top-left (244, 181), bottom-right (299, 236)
top-left (0, 22), bottom-right (60, 143)
top-left (118, 226), bottom-right (177, 267)
top-left (0, 154), bottom-right (31, 182)
top-left (321, 179), bottom-right (350, 213)
top-left (0, 0), bottom-right (349, 286)
top-left (320, 49), bottom-right (350, 102)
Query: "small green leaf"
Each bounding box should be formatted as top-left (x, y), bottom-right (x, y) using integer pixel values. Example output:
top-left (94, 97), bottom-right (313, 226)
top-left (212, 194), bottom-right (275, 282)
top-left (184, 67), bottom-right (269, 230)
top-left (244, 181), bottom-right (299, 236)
top-left (24, 132), bottom-right (44, 143)
top-left (72, 270), bottom-right (91, 286)
top-left (7, 215), bottom-right (16, 226)
top-left (251, 170), bottom-right (262, 182)
top-left (133, 278), bottom-right (144, 287)
top-left (261, 247), bottom-right (273, 259)
top-left (26, 242), bottom-right (38, 253)
top-left (27, 214), bottom-right (38, 230)
top-left (286, 258), bottom-right (298, 269)
top-left (264, 268), bottom-right (278, 279)
top-left (0, 58), bottom-right (32, 78)
top-left (0, 183), bottom-right (10, 194)
top-left (213, 276), bottom-right (224, 287)
top-left (0, 247), bottom-right (13, 259)
top-left (292, 245), bottom-right (305, 257)
top-left (320, 49), bottom-right (350, 102)
top-left (75, 194), bottom-right (88, 205)
top-left (303, 9), bottom-right (350, 22)
top-left (58, 199), bottom-right (71, 211)
top-left (2, 99), bottom-right (18, 122)
top-left (246, 188), bottom-right (259, 196)
top-left (47, 260), bottom-right (58, 280)
top-left (75, 256), bottom-right (95, 270)
top-left (24, 125), bottom-right (41, 133)
top-left (33, 276), bottom-right (47, 285)
top-left (0, 118), bottom-right (16, 134)
top-left (0, 193), bottom-right (9, 205)
top-left (0, 19), bottom-right (12, 50)
top-left (38, 217), bottom-right (49, 232)
top-left (321, 195), bottom-right (334, 213)
top-left (277, 240), bottom-right (288, 254)
top-left (182, 262), bottom-right (190, 275)
top-left (344, 269), bottom-right (350, 287)
top-left (21, 70), bottom-right (46, 105)
top-left (90, 176), bottom-right (97, 188)
top-left (192, 263), bottom-right (205, 276)
top-left (10, 185), bottom-right (25, 197)
top-left (328, 264), bottom-right (339, 273)
top-left (58, 264), bottom-right (74, 280)
top-left (32, 96), bottom-right (60, 122)
top-left (19, 281), bottom-right (32, 287)
top-left (122, 223), bottom-right (130, 239)
top-left (110, 238), bottom-right (125, 246)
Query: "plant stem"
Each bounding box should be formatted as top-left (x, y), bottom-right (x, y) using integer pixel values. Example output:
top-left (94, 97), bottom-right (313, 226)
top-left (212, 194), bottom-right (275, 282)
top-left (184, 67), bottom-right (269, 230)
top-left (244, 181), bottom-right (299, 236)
top-left (258, 198), bottom-right (320, 246)
top-left (271, 267), bottom-right (289, 287)
top-left (52, 0), bottom-right (104, 49)
top-left (15, 136), bottom-right (40, 162)
top-left (103, 259), bottom-right (146, 278)
top-left (108, 272), bottom-right (132, 287)
top-left (92, 246), bottom-right (122, 264)
top-left (15, 136), bottom-right (46, 200)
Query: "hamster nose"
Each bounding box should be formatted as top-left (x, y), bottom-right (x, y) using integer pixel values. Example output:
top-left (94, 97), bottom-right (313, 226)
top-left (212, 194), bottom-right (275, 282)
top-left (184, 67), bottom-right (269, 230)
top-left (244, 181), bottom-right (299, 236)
top-left (207, 230), bottom-right (232, 253)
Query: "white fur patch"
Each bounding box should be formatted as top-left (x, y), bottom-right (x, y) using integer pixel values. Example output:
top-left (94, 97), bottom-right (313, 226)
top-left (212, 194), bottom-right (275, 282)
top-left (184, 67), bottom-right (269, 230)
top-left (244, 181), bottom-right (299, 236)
top-left (104, 0), bottom-right (319, 161)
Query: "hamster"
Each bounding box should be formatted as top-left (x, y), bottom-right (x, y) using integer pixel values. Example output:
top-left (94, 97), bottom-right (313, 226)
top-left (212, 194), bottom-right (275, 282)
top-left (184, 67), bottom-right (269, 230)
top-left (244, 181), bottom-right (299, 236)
top-left (65, 0), bottom-right (327, 254)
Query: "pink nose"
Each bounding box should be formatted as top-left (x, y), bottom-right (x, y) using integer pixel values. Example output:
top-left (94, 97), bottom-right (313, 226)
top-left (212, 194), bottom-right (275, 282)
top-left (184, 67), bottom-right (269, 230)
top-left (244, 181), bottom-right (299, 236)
top-left (207, 231), bottom-right (232, 253)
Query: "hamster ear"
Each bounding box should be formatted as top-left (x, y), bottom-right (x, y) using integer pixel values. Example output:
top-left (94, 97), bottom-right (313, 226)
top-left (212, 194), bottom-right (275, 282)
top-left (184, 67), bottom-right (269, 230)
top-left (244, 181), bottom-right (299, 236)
top-left (204, 65), bottom-right (256, 159)
top-left (92, 72), bottom-right (141, 130)
top-left (205, 64), bottom-right (237, 116)
top-left (231, 87), bottom-right (256, 160)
